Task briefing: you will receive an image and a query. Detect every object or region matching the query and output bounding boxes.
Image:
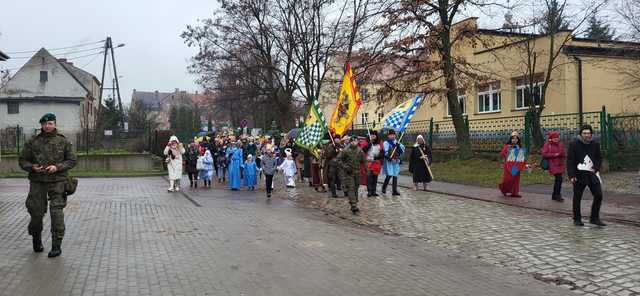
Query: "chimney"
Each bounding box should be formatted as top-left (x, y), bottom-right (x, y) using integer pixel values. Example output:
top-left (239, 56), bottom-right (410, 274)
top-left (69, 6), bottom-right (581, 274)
top-left (175, 88), bottom-right (179, 93)
top-left (57, 58), bottom-right (67, 63)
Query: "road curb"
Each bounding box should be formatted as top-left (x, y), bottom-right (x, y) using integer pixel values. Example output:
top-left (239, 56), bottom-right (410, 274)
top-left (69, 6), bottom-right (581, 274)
top-left (379, 181), bottom-right (640, 227)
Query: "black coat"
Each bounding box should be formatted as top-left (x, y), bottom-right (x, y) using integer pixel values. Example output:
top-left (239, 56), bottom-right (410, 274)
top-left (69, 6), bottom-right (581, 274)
top-left (567, 138), bottom-right (602, 184)
top-left (409, 144), bottom-right (433, 183)
top-left (185, 149), bottom-right (199, 173)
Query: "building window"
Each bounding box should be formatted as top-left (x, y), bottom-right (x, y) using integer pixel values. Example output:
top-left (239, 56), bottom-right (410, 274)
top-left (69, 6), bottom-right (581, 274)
top-left (515, 77), bottom-right (544, 109)
top-left (361, 112), bottom-right (369, 125)
top-left (478, 82), bottom-right (501, 113)
top-left (7, 102), bottom-right (19, 114)
top-left (378, 112), bottom-right (384, 123)
top-left (40, 71), bottom-right (48, 82)
top-left (360, 88), bottom-right (368, 102)
top-left (448, 90), bottom-right (467, 116)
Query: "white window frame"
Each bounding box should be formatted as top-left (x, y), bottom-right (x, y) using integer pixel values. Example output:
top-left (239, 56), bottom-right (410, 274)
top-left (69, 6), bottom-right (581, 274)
top-left (515, 81), bottom-right (544, 110)
top-left (361, 112), bottom-right (369, 125)
top-left (477, 83), bottom-right (501, 113)
top-left (447, 91), bottom-right (467, 116)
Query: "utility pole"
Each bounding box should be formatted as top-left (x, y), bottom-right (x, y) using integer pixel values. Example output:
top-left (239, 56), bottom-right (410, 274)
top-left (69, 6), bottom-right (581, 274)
top-left (97, 37), bottom-right (126, 130)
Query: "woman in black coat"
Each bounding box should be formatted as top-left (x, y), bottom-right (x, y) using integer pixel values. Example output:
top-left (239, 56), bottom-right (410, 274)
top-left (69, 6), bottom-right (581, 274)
top-left (409, 135), bottom-right (433, 191)
top-left (184, 143), bottom-right (200, 188)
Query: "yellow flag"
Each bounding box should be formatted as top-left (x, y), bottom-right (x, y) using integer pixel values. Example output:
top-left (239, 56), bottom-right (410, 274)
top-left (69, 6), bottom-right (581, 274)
top-left (329, 63), bottom-right (362, 136)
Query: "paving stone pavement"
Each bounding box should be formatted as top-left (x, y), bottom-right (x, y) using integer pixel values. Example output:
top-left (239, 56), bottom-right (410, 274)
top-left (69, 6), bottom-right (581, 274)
top-left (288, 180), bottom-right (640, 296)
top-left (0, 177), bottom-right (568, 296)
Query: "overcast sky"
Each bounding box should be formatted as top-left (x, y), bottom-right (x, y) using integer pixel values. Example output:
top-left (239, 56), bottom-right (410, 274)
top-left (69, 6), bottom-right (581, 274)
top-left (0, 0), bottom-right (219, 105)
top-left (0, 0), bottom-right (625, 106)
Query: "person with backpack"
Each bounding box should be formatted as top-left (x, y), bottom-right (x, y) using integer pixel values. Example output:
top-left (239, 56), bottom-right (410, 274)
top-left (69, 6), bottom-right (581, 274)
top-left (541, 131), bottom-right (566, 201)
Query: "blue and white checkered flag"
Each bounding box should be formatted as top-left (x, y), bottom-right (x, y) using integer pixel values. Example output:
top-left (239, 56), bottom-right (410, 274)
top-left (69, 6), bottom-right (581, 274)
top-left (381, 95), bottom-right (423, 133)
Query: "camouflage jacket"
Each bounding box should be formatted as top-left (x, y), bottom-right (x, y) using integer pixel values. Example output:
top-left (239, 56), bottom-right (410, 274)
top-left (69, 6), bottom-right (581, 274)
top-left (336, 144), bottom-right (366, 175)
top-left (19, 130), bottom-right (77, 183)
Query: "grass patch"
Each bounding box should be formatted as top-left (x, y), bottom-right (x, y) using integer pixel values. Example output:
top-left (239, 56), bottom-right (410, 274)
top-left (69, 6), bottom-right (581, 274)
top-left (0, 170), bottom-right (166, 178)
top-left (407, 158), bottom-right (554, 188)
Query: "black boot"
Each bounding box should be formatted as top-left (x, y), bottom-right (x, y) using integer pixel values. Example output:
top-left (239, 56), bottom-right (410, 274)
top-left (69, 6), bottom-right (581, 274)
top-left (573, 219), bottom-right (584, 226)
top-left (190, 180), bottom-right (194, 188)
top-left (48, 241), bottom-right (62, 258)
top-left (382, 176), bottom-right (390, 194)
top-left (392, 177), bottom-right (401, 196)
top-left (351, 205), bottom-right (360, 214)
top-left (32, 233), bottom-right (43, 253)
top-left (589, 219), bottom-right (606, 226)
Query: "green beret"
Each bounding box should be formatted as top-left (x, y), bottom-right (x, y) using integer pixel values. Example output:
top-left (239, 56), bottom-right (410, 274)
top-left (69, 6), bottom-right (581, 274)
top-left (39, 113), bottom-right (56, 123)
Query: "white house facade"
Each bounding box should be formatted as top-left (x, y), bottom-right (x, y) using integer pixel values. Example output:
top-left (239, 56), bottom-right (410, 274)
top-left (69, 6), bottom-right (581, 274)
top-left (0, 48), bottom-right (100, 143)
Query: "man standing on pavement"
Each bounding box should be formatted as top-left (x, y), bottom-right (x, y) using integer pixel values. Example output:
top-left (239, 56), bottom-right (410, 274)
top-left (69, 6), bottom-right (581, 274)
top-left (18, 113), bottom-right (77, 257)
top-left (337, 135), bottom-right (366, 214)
top-left (567, 124), bottom-right (606, 227)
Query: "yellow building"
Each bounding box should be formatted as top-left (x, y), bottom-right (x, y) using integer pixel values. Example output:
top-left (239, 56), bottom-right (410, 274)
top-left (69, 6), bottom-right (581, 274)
top-left (319, 17), bottom-right (640, 132)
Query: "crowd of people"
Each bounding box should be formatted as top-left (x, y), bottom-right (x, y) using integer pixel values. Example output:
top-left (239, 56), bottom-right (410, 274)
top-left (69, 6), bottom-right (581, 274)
top-left (163, 129), bottom-right (434, 214)
top-left (162, 124), bottom-right (606, 225)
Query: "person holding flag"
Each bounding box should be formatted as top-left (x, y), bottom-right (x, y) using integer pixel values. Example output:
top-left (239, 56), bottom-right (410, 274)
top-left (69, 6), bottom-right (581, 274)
top-left (377, 95), bottom-right (424, 196)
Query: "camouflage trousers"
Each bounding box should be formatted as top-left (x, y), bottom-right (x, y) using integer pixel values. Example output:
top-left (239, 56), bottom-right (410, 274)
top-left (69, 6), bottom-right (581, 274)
top-left (340, 173), bottom-right (360, 206)
top-left (26, 181), bottom-right (67, 244)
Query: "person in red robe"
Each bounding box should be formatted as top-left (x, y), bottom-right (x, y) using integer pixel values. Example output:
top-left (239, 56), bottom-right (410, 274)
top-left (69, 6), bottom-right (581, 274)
top-left (499, 131), bottom-right (528, 197)
top-left (358, 136), bottom-right (369, 187)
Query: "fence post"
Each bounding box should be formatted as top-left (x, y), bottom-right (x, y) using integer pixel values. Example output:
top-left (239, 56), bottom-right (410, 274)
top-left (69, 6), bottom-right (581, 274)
top-left (606, 114), bottom-right (615, 169)
top-left (600, 105), bottom-right (607, 151)
top-left (464, 115), bottom-right (469, 131)
top-left (524, 112), bottom-right (531, 151)
top-left (16, 124), bottom-right (20, 155)
top-left (428, 117), bottom-right (434, 149)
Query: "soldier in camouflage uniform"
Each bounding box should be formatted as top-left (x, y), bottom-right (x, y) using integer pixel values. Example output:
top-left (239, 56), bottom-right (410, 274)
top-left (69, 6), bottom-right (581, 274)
top-left (322, 136), bottom-right (343, 198)
top-left (18, 113), bottom-right (77, 258)
top-left (337, 135), bottom-right (366, 214)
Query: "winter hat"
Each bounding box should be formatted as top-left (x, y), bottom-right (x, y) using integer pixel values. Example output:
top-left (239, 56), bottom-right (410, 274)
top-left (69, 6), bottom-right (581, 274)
top-left (39, 113), bottom-right (56, 124)
top-left (285, 148), bottom-right (292, 157)
top-left (547, 131), bottom-right (560, 139)
top-left (415, 135), bottom-right (425, 146)
top-left (169, 136), bottom-right (180, 144)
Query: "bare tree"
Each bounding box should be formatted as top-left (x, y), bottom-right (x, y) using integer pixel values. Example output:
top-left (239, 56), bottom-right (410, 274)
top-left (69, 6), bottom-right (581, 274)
top-left (181, 0), bottom-right (301, 129)
top-left (370, 0), bottom-right (505, 158)
top-left (495, 0), bottom-right (606, 149)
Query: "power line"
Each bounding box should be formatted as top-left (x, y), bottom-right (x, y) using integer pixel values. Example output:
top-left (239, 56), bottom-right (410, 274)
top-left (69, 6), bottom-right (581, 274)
top-left (79, 52), bottom-right (102, 69)
top-left (4, 40), bottom-right (105, 54)
top-left (9, 46), bottom-right (105, 59)
top-left (0, 51), bottom-right (105, 72)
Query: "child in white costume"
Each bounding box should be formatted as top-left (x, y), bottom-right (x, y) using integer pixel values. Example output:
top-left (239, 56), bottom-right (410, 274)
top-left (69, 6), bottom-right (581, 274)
top-left (278, 148), bottom-right (297, 188)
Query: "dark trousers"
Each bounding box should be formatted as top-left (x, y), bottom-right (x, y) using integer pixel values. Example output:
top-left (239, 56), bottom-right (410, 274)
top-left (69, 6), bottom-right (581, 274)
top-left (367, 173), bottom-right (378, 195)
top-left (552, 174), bottom-right (563, 198)
top-left (328, 176), bottom-right (342, 197)
top-left (382, 176), bottom-right (398, 193)
top-left (573, 178), bottom-right (603, 221)
top-left (188, 172), bottom-right (198, 182)
top-left (265, 174), bottom-right (274, 194)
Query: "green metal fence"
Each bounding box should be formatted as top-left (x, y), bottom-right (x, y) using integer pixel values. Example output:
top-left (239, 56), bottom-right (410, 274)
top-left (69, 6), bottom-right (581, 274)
top-left (346, 106), bottom-right (638, 170)
top-left (0, 125), bottom-right (25, 155)
top-left (607, 114), bottom-right (640, 170)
